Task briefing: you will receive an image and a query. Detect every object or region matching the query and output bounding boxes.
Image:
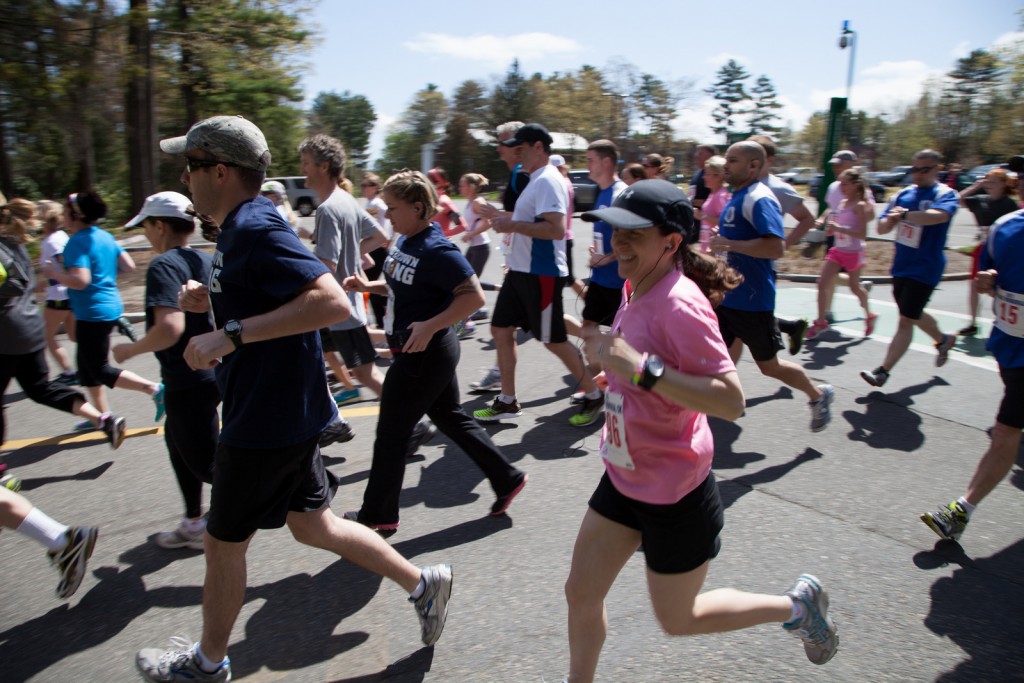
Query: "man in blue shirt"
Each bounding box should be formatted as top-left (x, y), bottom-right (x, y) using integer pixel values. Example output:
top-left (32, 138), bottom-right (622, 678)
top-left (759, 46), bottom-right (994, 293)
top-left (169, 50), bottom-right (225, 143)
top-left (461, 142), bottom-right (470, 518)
top-left (921, 157), bottom-right (1024, 542)
top-left (136, 116), bottom-right (452, 683)
top-left (860, 150), bottom-right (961, 388)
top-left (710, 141), bottom-right (835, 433)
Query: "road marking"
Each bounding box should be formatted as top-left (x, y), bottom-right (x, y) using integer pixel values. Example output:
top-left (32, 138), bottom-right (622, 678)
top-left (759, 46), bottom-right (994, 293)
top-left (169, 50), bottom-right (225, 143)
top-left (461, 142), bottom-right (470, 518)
top-left (4, 405), bottom-right (383, 450)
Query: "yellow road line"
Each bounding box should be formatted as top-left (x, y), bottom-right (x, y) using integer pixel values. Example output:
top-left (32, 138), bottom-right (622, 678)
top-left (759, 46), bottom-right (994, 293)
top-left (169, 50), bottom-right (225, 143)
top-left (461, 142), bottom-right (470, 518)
top-left (4, 405), bottom-right (381, 450)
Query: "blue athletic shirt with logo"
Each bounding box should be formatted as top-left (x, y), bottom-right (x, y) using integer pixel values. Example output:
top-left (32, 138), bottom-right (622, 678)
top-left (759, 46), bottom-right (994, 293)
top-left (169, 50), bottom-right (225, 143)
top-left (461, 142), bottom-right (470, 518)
top-left (62, 226), bottom-right (124, 322)
top-left (589, 180), bottom-right (629, 289)
top-left (981, 209), bottom-right (1024, 369)
top-left (719, 181), bottom-right (784, 312)
top-left (882, 182), bottom-right (959, 287)
top-left (209, 197), bottom-right (337, 448)
top-left (383, 222), bottom-right (475, 350)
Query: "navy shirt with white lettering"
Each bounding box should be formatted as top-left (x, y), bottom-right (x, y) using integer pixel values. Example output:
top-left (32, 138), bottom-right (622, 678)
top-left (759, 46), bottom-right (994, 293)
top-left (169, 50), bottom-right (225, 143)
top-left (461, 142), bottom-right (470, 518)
top-left (383, 222), bottom-right (474, 349)
top-left (209, 197), bottom-right (336, 448)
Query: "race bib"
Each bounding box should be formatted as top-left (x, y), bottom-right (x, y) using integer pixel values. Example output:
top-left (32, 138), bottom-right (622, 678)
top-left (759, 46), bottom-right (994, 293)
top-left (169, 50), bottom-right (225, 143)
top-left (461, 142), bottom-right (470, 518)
top-left (835, 230), bottom-right (854, 249)
top-left (600, 391), bottom-right (635, 470)
top-left (896, 221), bottom-right (923, 249)
top-left (994, 287), bottom-right (1024, 338)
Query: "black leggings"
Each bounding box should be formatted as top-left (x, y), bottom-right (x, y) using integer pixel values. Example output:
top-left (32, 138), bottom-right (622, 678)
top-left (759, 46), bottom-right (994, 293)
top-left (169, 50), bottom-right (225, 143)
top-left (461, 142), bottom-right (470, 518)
top-left (0, 348), bottom-right (85, 446)
top-left (365, 246), bottom-right (389, 327)
top-left (164, 382), bottom-right (221, 519)
top-left (359, 328), bottom-right (522, 525)
top-left (75, 319), bottom-right (123, 388)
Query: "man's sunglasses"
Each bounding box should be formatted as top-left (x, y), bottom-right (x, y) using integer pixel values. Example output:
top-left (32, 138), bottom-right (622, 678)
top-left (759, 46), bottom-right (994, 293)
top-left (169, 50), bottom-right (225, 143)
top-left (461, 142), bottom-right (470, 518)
top-left (910, 165), bottom-right (936, 174)
top-left (185, 158), bottom-right (238, 173)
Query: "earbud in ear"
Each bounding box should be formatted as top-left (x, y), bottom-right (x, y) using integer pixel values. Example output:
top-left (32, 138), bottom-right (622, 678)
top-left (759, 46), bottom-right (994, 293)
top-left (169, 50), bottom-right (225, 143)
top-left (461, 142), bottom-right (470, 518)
top-left (665, 244), bottom-right (672, 250)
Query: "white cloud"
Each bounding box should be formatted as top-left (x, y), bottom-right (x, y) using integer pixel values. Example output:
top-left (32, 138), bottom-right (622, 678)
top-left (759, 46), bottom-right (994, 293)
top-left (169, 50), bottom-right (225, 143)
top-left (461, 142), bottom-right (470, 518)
top-left (806, 60), bottom-right (944, 117)
top-left (992, 30), bottom-right (1024, 50)
top-left (950, 40), bottom-right (972, 59)
top-left (403, 32), bottom-right (583, 68)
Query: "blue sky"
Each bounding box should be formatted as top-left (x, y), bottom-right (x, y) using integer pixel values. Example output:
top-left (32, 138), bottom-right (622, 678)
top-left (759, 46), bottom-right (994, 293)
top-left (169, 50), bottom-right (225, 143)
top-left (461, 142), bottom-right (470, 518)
top-left (301, 1), bottom-right (1023, 162)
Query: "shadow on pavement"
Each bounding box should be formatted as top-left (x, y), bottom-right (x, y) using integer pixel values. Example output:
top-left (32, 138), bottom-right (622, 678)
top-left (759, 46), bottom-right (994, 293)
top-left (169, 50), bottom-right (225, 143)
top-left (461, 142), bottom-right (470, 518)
top-left (716, 448), bottom-right (823, 509)
top-left (844, 377), bottom-right (951, 452)
top-left (802, 335), bottom-right (870, 370)
top-left (329, 646), bottom-right (435, 682)
top-left (916, 538), bottom-right (1024, 681)
top-left (18, 461), bottom-right (113, 491)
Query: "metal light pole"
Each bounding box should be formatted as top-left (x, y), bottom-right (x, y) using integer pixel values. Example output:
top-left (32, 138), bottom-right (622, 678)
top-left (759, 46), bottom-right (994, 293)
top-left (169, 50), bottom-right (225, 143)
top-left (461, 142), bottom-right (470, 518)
top-left (839, 20), bottom-right (856, 103)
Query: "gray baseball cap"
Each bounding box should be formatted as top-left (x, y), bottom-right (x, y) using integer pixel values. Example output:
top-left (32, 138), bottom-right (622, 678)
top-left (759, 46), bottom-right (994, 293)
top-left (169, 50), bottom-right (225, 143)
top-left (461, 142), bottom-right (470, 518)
top-left (160, 115), bottom-right (271, 172)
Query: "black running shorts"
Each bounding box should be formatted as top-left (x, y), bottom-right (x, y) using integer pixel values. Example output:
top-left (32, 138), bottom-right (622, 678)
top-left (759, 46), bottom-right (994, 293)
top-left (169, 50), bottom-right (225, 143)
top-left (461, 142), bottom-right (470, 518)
top-left (588, 472), bottom-right (723, 574)
top-left (715, 307), bottom-right (784, 362)
top-left (892, 276), bottom-right (936, 320)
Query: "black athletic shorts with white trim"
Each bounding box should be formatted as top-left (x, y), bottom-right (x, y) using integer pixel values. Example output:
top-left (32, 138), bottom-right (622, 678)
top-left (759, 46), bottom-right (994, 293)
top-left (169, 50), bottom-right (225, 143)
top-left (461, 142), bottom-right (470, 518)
top-left (492, 271), bottom-right (568, 344)
top-left (588, 471), bottom-right (723, 574)
top-left (715, 307), bottom-right (784, 362)
top-left (206, 434), bottom-right (339, 543)
top-left (330, 326), bottom-right (377, 368)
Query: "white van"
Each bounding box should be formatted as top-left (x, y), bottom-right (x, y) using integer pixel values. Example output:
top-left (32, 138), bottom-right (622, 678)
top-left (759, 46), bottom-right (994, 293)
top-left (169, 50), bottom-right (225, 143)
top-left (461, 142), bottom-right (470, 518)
top-left (266, 176), bottom-right (319, 216)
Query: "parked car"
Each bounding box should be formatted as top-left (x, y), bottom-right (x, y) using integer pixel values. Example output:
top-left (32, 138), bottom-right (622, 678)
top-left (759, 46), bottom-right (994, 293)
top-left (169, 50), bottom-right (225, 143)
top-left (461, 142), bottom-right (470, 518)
top-left (778, 167), bottom-right (818, 185)
top-left (265, 176), bottom-right (319, 216)
top-left (568, 170), bottom-right (598, 212)
top-left (809, 173), bottom-right (887, 203)
top-left (958, 163), bottom-right (1010, 190)
top-left (874, 165), bottom-right (913, 187)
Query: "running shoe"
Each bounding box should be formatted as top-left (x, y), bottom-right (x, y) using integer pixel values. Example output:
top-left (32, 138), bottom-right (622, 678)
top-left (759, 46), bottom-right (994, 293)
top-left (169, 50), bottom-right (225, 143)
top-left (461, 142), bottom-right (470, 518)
top-left (412, 563), bottom-right (453, 646)
top-left (788, 318), bottom-right (809, 355)
top-left (49, 526), bottom-right (98, 599)
top-left (469, 367), bottom-right (501, 393)
top-left (809, 385), bottom-right (834, 432)
top-left (73, 419), bottom-right (98, 432)
top-left (117, 316), bottom-right (140, 342)
top-left (406, 420), bottom-right (437, 458)
top-left (783, 574), bottom-right (839, 665)
top-left (920, 501), bottom-right (969, 542)
top-left (1, 474), bottom-right (22, 493)
top-left (153, 383), bottom-right (166, 421)
top-left (804, 320), bottom-right (829, 340)
top-left (570, 390), bottom-right (587, 405)
top-left (935, 334), bottom-right (956, 367)
top-left (319, 419), bottom-right (355, 448)
top-left (454, 319), bottom-right (476, 339)
top-left (469, 308), bottom-right (489, 322)
top-left (860, 366), bottom-right (889, 388)
top-left (957, 324), bottom-right (978, 337)
top-left (136, 637), bottom-right (230, 682)
top-left (333, 387), bottom-right (361, 406)
top-left (473, 397), bottom-right (523, 422)
top-left (100, 413), bottom-right (126, 450)
top-left (156, 519), bottom-right (206, 550)
top-left (491, 473), bottom-right (528, 516)
top-left (569, 394), bottom-right (605, 427)
top-left (343, 510), bottom-right (398, 539)
top-left (54, 370), bottom-right (78, 386)
top-left (864, 313), bottom-right (878, 337)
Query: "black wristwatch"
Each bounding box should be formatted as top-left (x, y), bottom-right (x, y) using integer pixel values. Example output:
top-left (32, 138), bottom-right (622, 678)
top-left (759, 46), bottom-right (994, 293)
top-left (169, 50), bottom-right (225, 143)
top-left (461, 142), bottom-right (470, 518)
top-left (224, 319), bottom-right (244, 349)
top-left (638, 354), bottom-right (665, 391)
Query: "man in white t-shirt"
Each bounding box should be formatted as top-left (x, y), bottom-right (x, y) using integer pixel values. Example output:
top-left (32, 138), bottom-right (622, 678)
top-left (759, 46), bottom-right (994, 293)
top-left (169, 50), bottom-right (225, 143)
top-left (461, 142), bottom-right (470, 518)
top-left (471, 124), bottom-right (603, 427)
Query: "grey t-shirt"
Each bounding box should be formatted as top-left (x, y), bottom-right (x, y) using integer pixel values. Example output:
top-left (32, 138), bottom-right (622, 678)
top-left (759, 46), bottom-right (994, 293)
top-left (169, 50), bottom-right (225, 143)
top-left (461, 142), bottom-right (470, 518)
top-left (0, 236), bottom-right (45, 355)
top-left (765, 174), bottom-right (806, 216)
top-left (313, 188), bottom-right (381, 331)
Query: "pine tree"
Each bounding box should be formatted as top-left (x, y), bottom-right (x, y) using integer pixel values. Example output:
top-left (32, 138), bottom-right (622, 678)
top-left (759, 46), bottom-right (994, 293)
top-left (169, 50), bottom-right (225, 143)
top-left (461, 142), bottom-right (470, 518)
top-left (747, 76), bottom-right (783, 136)
top-left (705, 60), bottom-right (751, 143)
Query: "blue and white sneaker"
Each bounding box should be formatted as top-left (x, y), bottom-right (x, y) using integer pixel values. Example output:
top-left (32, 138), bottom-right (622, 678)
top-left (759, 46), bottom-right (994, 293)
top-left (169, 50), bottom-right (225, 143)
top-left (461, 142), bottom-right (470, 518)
top-left (412, 563), bottom-right (453, 646)
top-left (153, 383), bottom-right (166, 422)
top-left (783, 574), bottom-right (839, 665)
top-left (136, 638), bottom-right (230, 682)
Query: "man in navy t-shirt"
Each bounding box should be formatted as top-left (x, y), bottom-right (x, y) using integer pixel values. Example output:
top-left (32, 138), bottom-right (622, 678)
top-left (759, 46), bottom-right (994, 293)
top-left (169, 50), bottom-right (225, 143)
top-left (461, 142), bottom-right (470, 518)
top-left (921, 166), bottom-right (1024, 541)
top-left (860, 149), bottom-right (960, 388)
top-left (137, 116), bottom-right (453, 682)
top-left (710, 141), bottom-right (835, 433)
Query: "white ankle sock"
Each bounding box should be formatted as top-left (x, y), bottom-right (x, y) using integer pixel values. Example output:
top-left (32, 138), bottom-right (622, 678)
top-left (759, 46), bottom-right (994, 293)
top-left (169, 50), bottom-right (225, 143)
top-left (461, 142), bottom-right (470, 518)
top-left (584, 389), bottom-right (602, 400)
top-left (409, 574), bottom-right (426, 600)
top-left (17, 507), bottom-right (69, 551)
top-left (788, 598), bottom-right (806, 624)
top-left (194, 643), bottom-right (225, 672)
top-left (497, 393), bottom-right (516, 404)
top-left (956, 497), bottom-right (975, 517)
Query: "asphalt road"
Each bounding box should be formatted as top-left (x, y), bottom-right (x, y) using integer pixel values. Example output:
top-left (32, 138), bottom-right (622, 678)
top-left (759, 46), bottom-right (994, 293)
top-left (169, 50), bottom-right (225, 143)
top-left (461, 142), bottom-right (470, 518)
top-left (2, 220), bottom-right (1021, 682)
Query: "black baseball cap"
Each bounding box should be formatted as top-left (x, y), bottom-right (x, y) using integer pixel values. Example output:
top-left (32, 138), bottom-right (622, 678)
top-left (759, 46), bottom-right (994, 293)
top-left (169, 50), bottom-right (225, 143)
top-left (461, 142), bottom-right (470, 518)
top-left (582, 179), bottom-right (697, 244)
top-left (1007, 155), bottom-right (1024, 173)
top-left (498, 123), bottom-right (554, 147)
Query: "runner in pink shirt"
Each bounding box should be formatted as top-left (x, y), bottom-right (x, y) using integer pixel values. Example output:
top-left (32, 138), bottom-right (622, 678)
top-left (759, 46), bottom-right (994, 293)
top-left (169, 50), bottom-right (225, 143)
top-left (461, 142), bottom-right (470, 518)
top-left (562, 179), bottom-right (839, 682)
